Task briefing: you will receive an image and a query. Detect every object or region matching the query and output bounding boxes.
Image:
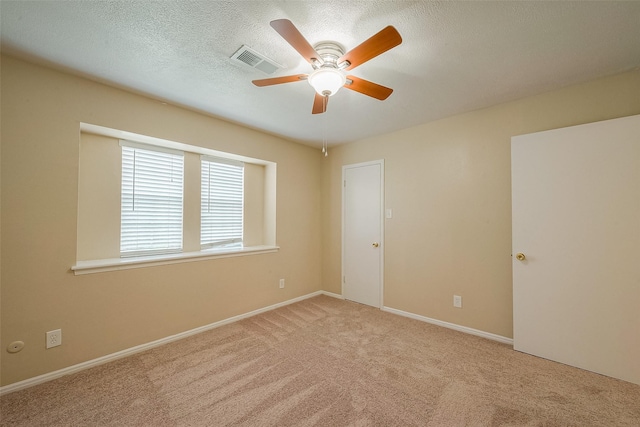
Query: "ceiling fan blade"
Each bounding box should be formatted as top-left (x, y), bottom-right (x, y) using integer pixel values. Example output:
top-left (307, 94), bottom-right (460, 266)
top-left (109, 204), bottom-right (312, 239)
top-left (344, 76), bottom-right (393, 100)
top-left (270, 19), bottom-right (323, 66)
top-left (338, 26), bottom-right (402, 71)
top-left (312, 93), bottom-right (328, 114)
top-left (252, 74), bottom-right (307, 87)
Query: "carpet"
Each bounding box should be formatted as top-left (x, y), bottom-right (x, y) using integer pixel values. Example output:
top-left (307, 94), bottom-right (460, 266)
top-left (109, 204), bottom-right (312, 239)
top-left (2, 295), bottom-right (639, 426)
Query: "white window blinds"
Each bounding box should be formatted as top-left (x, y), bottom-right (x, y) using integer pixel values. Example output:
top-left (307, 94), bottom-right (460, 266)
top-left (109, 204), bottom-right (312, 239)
top-left (201, 156), bottom-right (244, 249)
top-left (120, 142), bottom-right (184, 257)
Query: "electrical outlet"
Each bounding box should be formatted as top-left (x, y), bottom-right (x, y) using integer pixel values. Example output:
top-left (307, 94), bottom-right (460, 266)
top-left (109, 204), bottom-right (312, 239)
top-left (453, 295), bottom-right (462, 308)
top-left (279, 278), bottom-right (285, 289)
top-left (46, 329), bottom-right (62, 349)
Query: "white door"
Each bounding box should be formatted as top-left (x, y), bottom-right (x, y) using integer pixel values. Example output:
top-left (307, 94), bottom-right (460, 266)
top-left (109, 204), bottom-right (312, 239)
top-left (512, 114), bottom-right (640, 385)
top-left (343, 161), bottom-right (384, 307)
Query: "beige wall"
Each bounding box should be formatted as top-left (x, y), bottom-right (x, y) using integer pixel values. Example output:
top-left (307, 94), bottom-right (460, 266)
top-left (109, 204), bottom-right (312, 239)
top-left (2, 53), bottom-right (640, 388)
top-left (322, 70), bottom-right (640, 339)
top-left (77, 133), bottom-right (121, 260)
top-left (0, 56), bottom-right (322, 386)
top-left (243, 162), bottom-right (266, 247)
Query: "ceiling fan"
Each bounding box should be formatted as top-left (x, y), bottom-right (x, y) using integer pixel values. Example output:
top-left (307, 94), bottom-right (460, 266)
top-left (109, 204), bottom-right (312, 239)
top-left (252, 19), bottom-right (402, 114)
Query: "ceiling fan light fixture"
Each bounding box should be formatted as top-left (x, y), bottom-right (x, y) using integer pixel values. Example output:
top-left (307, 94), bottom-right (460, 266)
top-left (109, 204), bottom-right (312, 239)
top-left (308, 68), bottom-right (346, 96)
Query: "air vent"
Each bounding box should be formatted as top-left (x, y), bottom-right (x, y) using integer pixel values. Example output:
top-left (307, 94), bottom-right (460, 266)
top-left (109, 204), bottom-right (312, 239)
top-left (230, 45), bottom-right (283, 75)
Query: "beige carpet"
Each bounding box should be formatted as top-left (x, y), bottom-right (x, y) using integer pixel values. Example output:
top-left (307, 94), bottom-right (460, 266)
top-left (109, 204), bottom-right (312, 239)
top-left (2, 295), bottom-right (639, 426)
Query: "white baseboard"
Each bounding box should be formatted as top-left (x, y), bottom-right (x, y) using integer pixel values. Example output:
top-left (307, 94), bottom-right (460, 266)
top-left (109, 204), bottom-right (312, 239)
top-left (382, 306), bottom-right (513, 345)
top-left (1, 290), bottom-right (331, 396)
top-left (1, 291), bottom-right (509, 396)
top-left (319, 290), bottom-right (344, 300)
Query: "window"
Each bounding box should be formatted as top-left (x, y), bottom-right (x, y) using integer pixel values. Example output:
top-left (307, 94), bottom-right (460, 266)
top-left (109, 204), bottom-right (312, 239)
top-left (74, 123), bottom-right (278, 275)
top-left (201, 156), bottom-right (244, 249)
top-left (120, 142), bottom-right (184, 257)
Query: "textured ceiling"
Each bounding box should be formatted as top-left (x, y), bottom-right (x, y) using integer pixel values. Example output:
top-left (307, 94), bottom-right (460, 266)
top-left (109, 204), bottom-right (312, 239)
top-left (2, 1), bottom-right (640, 147)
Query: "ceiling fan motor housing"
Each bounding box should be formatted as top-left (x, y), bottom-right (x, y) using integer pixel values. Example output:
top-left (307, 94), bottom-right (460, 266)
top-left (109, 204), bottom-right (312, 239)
top-left (313, 42), bottom-right (347, 69)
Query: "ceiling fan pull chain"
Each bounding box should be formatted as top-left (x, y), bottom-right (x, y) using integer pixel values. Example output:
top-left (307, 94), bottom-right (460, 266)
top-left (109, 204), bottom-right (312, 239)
top-left (323, 95), bottom-right (328, 157)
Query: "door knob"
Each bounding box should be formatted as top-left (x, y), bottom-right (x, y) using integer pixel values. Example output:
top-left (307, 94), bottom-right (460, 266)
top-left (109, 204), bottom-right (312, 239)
top-left (372, 242), bottom-right (379, 248)
top-left (515, 253), bottom-right (526, 261)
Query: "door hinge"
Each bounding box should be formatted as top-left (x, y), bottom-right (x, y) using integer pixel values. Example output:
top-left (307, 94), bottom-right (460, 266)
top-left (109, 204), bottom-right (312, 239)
top-left (343, 276), bottom-right (345, 284)
top-left (344, 180), bottom-right (346, 187)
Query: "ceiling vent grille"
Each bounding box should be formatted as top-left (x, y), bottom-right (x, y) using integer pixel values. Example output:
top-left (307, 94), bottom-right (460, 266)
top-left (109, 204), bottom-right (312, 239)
top-left (230, 45), bottom-right (283, 75)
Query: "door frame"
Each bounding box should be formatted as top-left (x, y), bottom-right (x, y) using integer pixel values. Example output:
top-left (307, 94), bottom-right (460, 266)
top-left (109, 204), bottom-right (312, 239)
top-left (341, 159), bottom-right (385, 307)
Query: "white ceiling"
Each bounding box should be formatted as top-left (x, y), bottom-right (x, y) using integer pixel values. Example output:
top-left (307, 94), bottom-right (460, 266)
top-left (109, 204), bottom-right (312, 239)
top-left (2, 1), bottom-right (640, 147)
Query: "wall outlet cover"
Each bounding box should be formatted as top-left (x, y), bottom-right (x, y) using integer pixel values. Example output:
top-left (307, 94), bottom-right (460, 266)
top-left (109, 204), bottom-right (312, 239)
top-left (453, 295), bottom-right (462, 308)
top-left (46, 329), bottom-right (62, 349)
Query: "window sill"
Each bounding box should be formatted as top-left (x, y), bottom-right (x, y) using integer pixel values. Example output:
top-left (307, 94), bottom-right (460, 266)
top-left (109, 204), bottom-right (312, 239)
top-left (72, 245), bottom-right (280, 275)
